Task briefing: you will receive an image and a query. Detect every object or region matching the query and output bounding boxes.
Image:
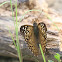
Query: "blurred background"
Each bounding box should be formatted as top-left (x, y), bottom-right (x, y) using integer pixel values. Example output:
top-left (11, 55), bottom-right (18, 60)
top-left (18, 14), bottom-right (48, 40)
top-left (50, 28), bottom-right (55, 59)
top-left (0, 0), bottom-right (62, 15)
top-left (46, 0), bottom-right (62, 15)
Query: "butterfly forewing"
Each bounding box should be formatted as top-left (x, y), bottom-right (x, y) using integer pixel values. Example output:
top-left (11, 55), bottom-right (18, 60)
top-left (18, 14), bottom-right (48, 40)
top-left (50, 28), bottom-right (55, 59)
top-left (20, 25), bottom-right (39, 56)
top-left (38, 22), bottom-right (47, 53)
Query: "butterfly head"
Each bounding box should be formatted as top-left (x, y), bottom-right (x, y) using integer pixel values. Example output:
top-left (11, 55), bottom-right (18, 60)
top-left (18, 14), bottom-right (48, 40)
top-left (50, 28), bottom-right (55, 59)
top-left (33, 21), bottom-right (37, 27)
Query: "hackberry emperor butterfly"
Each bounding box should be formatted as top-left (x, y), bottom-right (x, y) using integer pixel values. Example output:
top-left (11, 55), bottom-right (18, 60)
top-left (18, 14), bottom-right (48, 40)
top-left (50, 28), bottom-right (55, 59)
top-left (20, 19), bottom-right (47, 56)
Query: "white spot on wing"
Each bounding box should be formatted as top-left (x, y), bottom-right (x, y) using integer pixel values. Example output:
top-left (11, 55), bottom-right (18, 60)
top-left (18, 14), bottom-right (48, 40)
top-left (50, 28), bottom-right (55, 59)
top-left (22, 27), bottom-right (24, 30)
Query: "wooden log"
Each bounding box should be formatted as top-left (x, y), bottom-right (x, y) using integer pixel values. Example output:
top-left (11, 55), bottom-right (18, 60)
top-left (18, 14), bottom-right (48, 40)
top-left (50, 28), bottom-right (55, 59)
top-left (0, 15), bottom-right (62, 62)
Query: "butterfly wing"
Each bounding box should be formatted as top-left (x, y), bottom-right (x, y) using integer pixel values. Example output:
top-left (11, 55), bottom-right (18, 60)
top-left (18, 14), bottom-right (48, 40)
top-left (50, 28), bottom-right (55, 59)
top-left (20, 25), bottom-right (39, 56)
top-left (38, 22), bottom-right (47, 53)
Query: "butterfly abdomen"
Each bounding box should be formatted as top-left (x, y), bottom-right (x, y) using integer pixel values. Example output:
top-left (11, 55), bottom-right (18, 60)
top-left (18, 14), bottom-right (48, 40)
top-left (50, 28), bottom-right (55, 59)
top-left (33, 26), bottom-right (39, 38)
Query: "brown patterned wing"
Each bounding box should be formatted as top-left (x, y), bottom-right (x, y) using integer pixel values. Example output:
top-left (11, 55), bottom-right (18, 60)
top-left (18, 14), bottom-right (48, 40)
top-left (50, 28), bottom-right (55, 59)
top-left (20, 25), bottom-right (39, 56)
top-left (38, 22), bottom-right (47, 53)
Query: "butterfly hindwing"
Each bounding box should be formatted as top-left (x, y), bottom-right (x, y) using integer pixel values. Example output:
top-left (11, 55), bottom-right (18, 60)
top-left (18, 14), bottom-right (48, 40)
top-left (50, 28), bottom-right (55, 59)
top-left (20, 25), bottom-right (39, 56)
top-left (38, 22), bottom-right (47, 53)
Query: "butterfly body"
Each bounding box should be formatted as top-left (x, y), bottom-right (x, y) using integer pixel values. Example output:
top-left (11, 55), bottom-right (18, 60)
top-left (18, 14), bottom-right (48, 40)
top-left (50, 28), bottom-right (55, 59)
top-left (20, 21), bottom-right (47, 56)
top-left (33, 22), bottom-right (39, 39)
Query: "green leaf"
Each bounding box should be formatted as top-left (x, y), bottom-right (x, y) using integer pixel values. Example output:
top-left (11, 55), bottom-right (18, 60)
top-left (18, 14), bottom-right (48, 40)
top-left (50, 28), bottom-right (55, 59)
top-left (54, 53), bottom-right (60, 61)
top-left (48, 60), bottom-right (54, 62)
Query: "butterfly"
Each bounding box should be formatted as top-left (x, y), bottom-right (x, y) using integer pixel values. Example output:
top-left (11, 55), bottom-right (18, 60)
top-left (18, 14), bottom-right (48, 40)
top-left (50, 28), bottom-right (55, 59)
top-left (20, 19), bottom-right (47, 56)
